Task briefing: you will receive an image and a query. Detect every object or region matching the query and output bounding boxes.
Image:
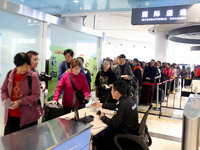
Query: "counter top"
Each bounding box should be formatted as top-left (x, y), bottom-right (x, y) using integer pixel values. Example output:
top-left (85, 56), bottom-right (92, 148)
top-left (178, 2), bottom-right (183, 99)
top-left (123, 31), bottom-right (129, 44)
top-left (0, 118), bottom-right (92, 150)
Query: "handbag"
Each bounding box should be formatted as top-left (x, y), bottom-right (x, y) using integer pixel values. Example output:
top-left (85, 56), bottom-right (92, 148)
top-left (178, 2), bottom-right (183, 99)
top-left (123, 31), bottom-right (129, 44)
top-left (69, 73), bottom-right (87, 104)
top-left (42, 102), bottom-right (65, 122)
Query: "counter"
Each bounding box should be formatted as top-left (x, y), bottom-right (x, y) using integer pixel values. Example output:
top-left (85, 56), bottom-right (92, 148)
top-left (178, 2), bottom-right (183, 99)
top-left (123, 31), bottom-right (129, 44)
top-left (0, 118), bottom-right (92, 150)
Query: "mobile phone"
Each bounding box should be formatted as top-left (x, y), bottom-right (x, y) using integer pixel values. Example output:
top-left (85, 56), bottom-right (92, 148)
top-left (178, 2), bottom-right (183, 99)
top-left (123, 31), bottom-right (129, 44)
top-left (5, 98), bottom-right (12, 108)
top-left (105, 84), bottom-right (110, 89)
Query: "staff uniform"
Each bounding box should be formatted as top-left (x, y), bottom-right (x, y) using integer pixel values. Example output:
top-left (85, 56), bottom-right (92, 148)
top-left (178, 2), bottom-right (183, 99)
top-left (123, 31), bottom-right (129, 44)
top-left (93, 95), bottom-right (138, 149)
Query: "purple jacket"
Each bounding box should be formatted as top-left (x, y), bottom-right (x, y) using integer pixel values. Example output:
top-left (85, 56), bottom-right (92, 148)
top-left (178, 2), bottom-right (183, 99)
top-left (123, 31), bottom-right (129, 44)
top-left (1, 68), bottom-right (43, 126)
top-left (53, 70), bottom-right (90, 108)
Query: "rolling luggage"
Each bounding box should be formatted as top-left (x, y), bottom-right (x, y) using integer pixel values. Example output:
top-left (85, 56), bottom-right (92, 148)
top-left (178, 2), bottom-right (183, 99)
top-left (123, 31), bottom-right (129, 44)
top-left (141, 83), bottom-right (155, 104)
top-left (185, 78), bottom-right (191, 86)
top-left (42, 102), bottom-right (65, 122)
top-left (153, 88), bottom-right (164, 102)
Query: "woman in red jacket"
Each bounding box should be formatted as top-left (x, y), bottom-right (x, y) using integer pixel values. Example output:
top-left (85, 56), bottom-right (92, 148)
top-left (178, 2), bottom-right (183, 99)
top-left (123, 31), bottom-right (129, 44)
top-left (52, 59), bottom-right (91, 114)
top-left (1, 52), bottom-right (42, 135)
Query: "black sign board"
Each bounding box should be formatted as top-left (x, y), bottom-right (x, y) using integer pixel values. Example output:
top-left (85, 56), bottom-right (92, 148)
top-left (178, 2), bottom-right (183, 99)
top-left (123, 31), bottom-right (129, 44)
top-left (131, 5), bottom-right (191, 25)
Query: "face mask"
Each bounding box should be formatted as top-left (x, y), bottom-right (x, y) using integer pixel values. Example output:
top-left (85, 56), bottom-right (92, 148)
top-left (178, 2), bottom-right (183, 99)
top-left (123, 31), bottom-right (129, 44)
top-left (132, 63), bottom-right (135, 67)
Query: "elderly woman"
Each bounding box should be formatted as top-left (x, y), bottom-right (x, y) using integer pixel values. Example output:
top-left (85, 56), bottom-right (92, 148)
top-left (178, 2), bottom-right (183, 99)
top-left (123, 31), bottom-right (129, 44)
top-left (1, 52), bottom-right (42, 135)
top-left (52, 59), bottom-right (91, 114)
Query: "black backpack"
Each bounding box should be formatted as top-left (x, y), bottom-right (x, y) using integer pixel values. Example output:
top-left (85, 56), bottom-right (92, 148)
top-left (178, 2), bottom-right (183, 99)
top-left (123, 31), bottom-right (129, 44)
top-left (62, 61), bottom-right (67, 73)
top-left (128, 74), bottom-right (139, 100)
top-left (7, 70), bottom-right (41, 105)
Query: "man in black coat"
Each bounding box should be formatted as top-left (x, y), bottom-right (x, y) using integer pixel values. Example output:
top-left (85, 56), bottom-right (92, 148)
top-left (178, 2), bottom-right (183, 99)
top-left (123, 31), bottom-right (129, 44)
top-left (143, 59), bottom-right (157, 83)
top-left (92, 81), bottom-right (139, 150)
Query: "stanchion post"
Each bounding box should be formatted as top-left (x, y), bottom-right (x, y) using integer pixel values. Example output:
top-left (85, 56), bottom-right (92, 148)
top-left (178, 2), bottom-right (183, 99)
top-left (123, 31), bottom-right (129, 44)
top-left (173, 78), bottom-right (176, 108)
top-left (167, 80), bottom-right (169, 107)
top-left (164, 81), bottom-right (167, 101)
top-left (156, 83), bottom-right (159, 110)
top-left (180, 77), bottom-right (182, 109)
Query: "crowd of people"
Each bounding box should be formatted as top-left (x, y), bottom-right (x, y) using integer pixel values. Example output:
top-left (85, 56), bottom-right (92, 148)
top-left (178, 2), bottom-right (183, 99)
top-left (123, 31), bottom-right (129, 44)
top-left (2, 49), bottom-right (200, 149)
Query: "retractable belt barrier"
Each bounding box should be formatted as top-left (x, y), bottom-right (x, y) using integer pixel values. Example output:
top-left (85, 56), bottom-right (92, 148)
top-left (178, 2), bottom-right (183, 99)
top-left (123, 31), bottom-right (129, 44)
top-left (139, 77), bottom-right (199, 119)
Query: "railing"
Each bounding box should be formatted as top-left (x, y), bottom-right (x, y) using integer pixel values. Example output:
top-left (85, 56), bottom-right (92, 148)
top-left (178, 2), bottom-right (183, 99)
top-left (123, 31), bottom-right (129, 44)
top-left (139, 77), bottom-right (200, 118)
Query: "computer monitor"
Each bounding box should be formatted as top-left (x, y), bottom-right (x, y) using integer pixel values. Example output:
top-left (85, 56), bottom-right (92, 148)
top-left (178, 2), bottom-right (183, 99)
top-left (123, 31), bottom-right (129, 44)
top-left (72, 94), bottom-right (94, 123)
top-left (73, 94), bottom-right (79, 121)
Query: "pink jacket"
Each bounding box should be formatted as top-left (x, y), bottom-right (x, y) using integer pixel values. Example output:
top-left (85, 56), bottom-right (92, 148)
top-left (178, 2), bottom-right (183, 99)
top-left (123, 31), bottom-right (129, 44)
top-left (53, 70), bottom-right (90, 108)
top-left (164, 67), bottom-right (173, 78)
top-left (1, 68), bottom-right (42, 126)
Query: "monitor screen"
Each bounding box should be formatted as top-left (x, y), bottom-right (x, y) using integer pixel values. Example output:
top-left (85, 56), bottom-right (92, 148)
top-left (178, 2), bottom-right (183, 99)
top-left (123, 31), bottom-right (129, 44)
top-left (73, 94), bottom-right (79, 121)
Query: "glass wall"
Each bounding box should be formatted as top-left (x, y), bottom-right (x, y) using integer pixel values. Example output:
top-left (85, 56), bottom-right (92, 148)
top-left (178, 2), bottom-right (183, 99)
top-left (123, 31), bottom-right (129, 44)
top-left (47, 24), bottom-right (101, 101)
top-left (0, 9), bottom-right (44, 136)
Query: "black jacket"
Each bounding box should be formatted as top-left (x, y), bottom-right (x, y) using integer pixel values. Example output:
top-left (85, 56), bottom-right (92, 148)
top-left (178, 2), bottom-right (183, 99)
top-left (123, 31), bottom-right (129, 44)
top-left (95, 68), bottom-right (117, 103)
top-left (133, 66), bottom-right (142, 87)
top-left (101, 95), bottom-right (139, 134)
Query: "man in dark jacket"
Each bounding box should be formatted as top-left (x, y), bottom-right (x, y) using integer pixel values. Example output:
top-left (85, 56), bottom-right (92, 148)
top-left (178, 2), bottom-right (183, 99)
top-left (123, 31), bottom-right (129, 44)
top-left (92, 80), bottom-right (139, 150)
top-left (58, 49), bottom-right (85, 80)
top-left (143, 59), bottom-right (157, 83)
top-left (112, 54), bottom-right (133, 81)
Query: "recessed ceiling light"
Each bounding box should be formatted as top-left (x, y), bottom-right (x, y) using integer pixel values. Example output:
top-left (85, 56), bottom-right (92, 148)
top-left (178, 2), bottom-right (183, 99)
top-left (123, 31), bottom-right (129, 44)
top-left (73, 0), bottom-right (79, 3)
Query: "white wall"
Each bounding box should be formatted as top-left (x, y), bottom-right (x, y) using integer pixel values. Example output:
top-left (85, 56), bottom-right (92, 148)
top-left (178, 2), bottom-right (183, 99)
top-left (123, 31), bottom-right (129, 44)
top-left (102, 36), bottom-right (155, 62)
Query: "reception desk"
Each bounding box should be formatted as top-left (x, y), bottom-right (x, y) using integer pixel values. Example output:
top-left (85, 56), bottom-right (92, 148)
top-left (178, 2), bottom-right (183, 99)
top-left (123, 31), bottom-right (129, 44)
top-left (0, 118), bottom-right (92, 150)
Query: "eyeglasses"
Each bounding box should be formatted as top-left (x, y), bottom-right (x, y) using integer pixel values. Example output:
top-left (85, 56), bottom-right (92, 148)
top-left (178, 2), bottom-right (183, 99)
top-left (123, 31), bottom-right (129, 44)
top-left (72, 67), bottom-right (81, 71)
top-left (33, 58), bottom-right (40, 61)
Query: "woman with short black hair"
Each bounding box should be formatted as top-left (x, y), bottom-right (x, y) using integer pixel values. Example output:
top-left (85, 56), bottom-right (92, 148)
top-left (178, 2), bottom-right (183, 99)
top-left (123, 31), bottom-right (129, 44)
top-left (1, 52), bottom-right (43, 135)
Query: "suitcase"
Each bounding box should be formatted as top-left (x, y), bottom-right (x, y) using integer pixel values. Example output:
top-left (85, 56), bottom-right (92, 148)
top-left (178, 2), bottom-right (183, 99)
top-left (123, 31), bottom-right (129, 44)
top-left (141, 84), bottom-right (154, 104)
top-left (153, 88), bottom-right (164, 102)
top-left (42, 102), bottom-right (65, 122)
top-left (185, 78), bottom-right (191, 86)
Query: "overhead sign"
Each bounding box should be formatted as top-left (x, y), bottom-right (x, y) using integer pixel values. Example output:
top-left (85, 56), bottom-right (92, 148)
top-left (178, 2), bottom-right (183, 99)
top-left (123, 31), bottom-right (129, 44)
top-left (131, 5), bottom-right (191, 25)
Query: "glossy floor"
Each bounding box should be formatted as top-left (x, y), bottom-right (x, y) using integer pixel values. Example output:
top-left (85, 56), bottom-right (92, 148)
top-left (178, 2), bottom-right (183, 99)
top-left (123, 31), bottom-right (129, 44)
top-left (138, 86), bottom-right (192, 150)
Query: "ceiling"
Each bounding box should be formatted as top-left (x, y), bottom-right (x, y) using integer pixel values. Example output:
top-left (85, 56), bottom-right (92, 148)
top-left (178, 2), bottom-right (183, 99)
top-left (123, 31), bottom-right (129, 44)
top-left (9, 0), bottom-right (200, 43)
top-left (10, 0), bottom-right (198, 14)
top-left (82, 11), bottom-right (186, 43)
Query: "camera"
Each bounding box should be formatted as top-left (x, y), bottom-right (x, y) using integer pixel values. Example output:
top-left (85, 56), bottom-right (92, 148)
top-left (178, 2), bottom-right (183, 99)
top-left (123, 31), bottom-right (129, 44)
top-left (39, 72), bottom-right (52, 82)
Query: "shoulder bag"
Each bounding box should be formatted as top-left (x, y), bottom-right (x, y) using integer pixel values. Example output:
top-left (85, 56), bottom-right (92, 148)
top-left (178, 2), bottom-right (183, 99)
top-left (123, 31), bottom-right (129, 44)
top-left (69, 73), bottom-right (87, 104)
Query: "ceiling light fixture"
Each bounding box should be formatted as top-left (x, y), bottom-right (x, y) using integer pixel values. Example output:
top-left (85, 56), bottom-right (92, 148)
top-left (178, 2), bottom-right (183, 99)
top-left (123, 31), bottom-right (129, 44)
top-left (73, 0), bottom-right (79, 3)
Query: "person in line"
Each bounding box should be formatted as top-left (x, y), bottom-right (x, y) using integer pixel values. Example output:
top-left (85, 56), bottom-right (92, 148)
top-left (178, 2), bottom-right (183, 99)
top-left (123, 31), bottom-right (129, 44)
top-left (133, 58), bottom-right (142, 87)
top-left (171, 64), bottom-right (178, 92)
top-left (27, 50), bottom-right (46, 93)
top-left (155, 62), bottom-right (161, 83)
top-left (52, 59), bottom-right (91, 114)
top-left (58, 49), bottom-right (84, 81)
top-left (179, 66), bottom-right (188, 88)
top-left (112, 54), bottom-right (133, 81)
top-left (132, 58), bottom-right (143, 104)
top-left (95, 58), bottom-right (117, 103)
top-left (186, 64), bottom-right (191, 78)
top-left (92, 80), bottom-right (139, 150)
top-left (163, 63), bottom-right (173, 79)
top-left (143, 59), bottom-right (157, 83)
top-left (77, 57), bottom-right (92, 89)
top-left (113, 57), bottom-right (118, 66)
top-left (112, 54), bottom-right (134, 97)
top-left (194, 65), bottom-right (200, 79)
top-left (1, 52), bottom-right (42, 135)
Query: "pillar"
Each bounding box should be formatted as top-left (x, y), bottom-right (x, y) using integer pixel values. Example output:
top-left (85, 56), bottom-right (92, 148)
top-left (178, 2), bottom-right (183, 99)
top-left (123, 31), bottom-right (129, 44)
top-left (155, 32), bottom-right (168, 62)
